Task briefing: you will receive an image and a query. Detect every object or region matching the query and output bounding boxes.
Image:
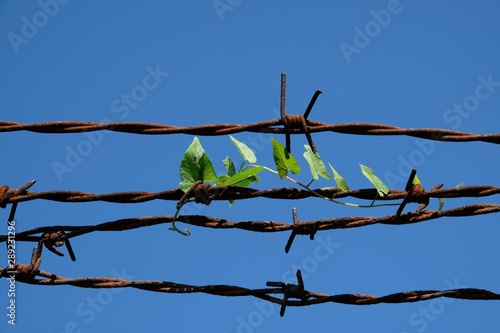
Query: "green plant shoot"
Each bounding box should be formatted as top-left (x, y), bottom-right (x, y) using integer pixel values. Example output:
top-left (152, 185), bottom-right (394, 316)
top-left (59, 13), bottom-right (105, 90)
top-left (230, 135), bottom-right (257, 165)
top-left (173, 137), bottom-right (417, 237)
top-left (413, 174), bottom-right (422, 186)
top-left (271, 138), bottom-right (301, 179)
top-left (303, 145), bottom-right (330, 181)
top-left (178, 137), bottom-right (217, 192)
top-left (359, 164), bottom-right (389, 197)
top-left (329, 163), bottom-right (350, 192)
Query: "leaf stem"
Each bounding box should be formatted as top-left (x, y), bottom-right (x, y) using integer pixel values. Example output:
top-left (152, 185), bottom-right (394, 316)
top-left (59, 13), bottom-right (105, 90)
top-left (253, 165), bottom-right (400, 208)
top-left (169, 199), bottom-right (192, 236)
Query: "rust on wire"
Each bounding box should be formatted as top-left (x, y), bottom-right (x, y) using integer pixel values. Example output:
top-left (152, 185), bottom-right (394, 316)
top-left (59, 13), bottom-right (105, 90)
top-left (280, 73), bottom-right (288, 152)
top-left (397, 169), bottom-right (419, 216)
top-left (279, 73), bottom-right (321, 153)
top-left (1, 265), bottom-right (498, 314)
top-left (41, 231), bottom-right (76, 261)
top-left (0, 180), bottom-right (36, 208)
top-left (2, 183), bottom-right (499, 206)
top-left (266, 269), bottom-right (310, 316)
top-left (1, 120), bottom-right (499, 143)
top-left (2, 203), bottom-right (498, 245)
top-left (285, 208), bottom-right (319, 253)
top-left (1, 243), bottom-right (42, 280)
top-left (1, 74), bottom-right (499, 314)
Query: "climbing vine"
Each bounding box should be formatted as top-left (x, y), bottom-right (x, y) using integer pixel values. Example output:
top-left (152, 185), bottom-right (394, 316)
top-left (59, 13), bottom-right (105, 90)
top-left (170, 136), bottom-right (410, 236)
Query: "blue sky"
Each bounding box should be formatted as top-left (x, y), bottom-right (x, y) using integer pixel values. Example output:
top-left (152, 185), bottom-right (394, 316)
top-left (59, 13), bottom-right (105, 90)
top-left (1, 1), bottom-right (499, 332)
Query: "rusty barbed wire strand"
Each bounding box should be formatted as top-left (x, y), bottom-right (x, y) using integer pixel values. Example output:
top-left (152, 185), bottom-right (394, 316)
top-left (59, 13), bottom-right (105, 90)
top-left (1, 120), bottom-right (499, 143)
top-left (1, 203), bottom-right (498, 245)
top-left (3, 75), bottom-right (498, 315)
top-left (1, 266), bottom-right (498, 316)
top-left (1, 183), bottom-right (499, 206)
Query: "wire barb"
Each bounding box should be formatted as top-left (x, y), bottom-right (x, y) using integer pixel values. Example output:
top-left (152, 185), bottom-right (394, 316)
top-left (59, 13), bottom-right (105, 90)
top-left (0, 180), bottom-right (36, 208)
top-left (2, 121), bottom-right (499, 143)
top-left (1, 76), bottom-right (499, 315)
top-left (3, 203), bottom-right (498, 245)
top-left (278, 74), bottom-right (321, 153)
top-left (266, 269), bottom-right (310, 316)
top-left (41, 231), bottom-right (76, 261)
top-left (396, 169), bottom-right (418, 216)
top-left (396, 170), bottom-right (446, 216)
top-left (285, 208), bottom-right (319, 253)
top-left (2, 266), bottom-right (498, 312)
top-left (1, 184), bottom-right (498, 206)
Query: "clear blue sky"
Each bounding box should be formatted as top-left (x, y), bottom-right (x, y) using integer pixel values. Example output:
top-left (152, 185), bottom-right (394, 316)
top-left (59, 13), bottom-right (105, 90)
top-left (1, 1), bottom-right (499, 332)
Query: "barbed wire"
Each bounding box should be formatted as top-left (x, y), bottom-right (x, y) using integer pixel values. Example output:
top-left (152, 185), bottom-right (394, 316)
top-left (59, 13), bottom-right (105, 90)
top-left (1, 120), bottom-right (499, 144)
top-left (2, 203), bottom-right (498, 254)
top-left (1, 265), bottom-right (498, 317)
top-left (2, 75), bottom-right (499, 315)
top-left (1, 181), bottom-right (498, 207)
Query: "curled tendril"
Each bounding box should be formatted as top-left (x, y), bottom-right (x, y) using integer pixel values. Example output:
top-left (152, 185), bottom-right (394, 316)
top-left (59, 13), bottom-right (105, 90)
top-left (169, 223), bottom-right (191, 236)
top-left (169, 199), bottom-right (192, 236)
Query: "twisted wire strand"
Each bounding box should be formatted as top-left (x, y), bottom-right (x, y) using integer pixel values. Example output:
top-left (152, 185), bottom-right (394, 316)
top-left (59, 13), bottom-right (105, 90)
top-left (1, 267), bottom-right (498, 308)
top-left (1, 184), bottom-right (499, 206)
top-left (1, 203), bottom-right (498, 243)
top-left (1, 120), bottom-right (499, 143)
top-left (3, 105), bottom-right (500, 314)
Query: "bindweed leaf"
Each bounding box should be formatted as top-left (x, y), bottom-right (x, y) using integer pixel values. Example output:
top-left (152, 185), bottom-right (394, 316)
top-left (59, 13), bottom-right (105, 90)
top-left (223, 156), bottom-right (236, 176)
top-left (230, 136), bottom-right (257, 163)
top-left (438, 198), bottom-right (445, 211)
top-left (329, 163), bottom-right (350, 192)
top-left (179, 137), bottom-right (217, 192)
top-left (220, 166), bottom-right (264, 188)
top-left (303, 145), bottom-right (330, 180)
top-left (413, 174), bottom-right (422, 186)
top-left (215, 175), bottom-right (230, 186)
top-left (359, 164), bottom-right (389, 197)
top-left (271, 139), bottom-right (301, 179)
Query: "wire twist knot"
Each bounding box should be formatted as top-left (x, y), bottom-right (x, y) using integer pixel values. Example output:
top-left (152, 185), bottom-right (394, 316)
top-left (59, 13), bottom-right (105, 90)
top-left (266, 269), bottom-right (310, 316)
top-left (177, 181), bottom-right (222, 209)
top-left (0, 180), bottom-right (36, 208)
top-left (41, 231), bottom-right (76, 261)
top-left (283, 114), bottom-right (307, 132)
top-left (284, 208), bottom-right (319, 253)
top-left (0, 185), bottom-right (14, 208)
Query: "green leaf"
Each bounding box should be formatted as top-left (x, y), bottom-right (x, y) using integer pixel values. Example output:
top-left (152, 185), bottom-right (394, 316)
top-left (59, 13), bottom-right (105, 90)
top-left (215, 175), bottom-right (230, 186)
top-left (220, 166), bottom-right (264, 187)
top-left (303, 145), bottom-right (330, 181)
top-left (438, 198), bottom-right (445, 211)
top-left (271, 138), bottom-right (301, 179)
top-left (223, 156), bottom-right (236, 176)
top-left (230, 135), bottom-right (257, 163)
top-left (179, 137), bottom-right (217, 192)
top-left (359, 164), bottom-right (389, 197)
top-left (199, 154), bottom-right (217, 181)
top-left (329, 163), bottom-right (350, 192)
top-left (413, 174), bottom-right (421, 186)
top-left (215, 173), bottom-right (235, 206)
